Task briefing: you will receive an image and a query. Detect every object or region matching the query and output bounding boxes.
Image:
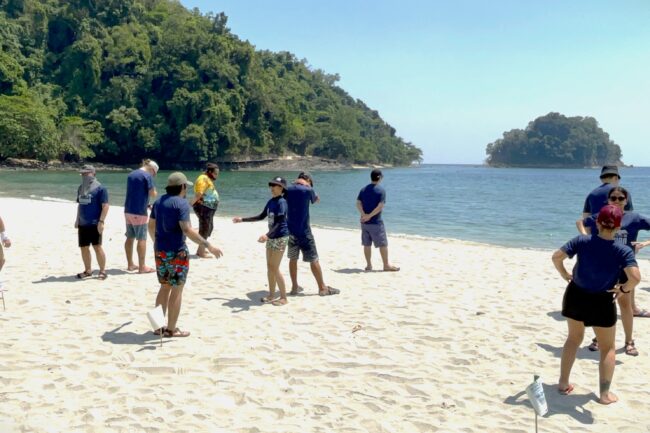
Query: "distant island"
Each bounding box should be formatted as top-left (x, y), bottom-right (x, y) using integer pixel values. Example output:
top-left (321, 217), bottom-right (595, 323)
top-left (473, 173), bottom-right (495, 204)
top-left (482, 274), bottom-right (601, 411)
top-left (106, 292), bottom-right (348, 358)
top-left (485, 112), bottom-right (623, 168)
top-left (0, 0), bottom-right (422, 168)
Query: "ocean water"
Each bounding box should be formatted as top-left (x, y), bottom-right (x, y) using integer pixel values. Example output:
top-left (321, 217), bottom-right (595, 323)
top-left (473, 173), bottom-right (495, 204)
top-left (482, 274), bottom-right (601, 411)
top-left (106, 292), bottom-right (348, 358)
top-left (2, 165), bottom-right (650, 253)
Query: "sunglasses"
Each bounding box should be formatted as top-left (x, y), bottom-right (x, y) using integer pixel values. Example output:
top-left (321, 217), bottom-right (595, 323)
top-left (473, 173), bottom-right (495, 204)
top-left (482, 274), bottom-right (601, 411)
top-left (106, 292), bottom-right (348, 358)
top-left (609, 196), bottom-right (626, 202)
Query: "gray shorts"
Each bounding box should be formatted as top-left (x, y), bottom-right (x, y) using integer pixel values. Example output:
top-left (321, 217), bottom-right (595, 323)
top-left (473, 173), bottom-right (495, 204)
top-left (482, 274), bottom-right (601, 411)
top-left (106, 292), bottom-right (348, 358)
top-left (361, 222), bottom-right (387, 247)
top-left (287, 233), bottom-right (319, 262)
top-left (125, 223), bottom-right (148, 241)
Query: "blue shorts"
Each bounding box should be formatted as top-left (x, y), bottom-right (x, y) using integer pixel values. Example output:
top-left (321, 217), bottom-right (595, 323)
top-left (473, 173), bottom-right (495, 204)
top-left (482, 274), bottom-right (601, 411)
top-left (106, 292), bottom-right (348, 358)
top-left (125, 223), bottom-right (148, 241)
top-left (287, 233), bottom-right (319, 262)
top-left (361, 222), bottom-right (388, 247)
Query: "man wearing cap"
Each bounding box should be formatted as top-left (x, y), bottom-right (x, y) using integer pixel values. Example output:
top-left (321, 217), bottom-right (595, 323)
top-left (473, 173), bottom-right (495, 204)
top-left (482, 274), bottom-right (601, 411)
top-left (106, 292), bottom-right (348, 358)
top-left (356, 169), bottom-right (399, 272)
top-left (75, 165), bottom-right (109, 280)
top-left (149, 172), bottom-right (223, 337)
top-left (192, 163), bottom-right (220, 258)
top-left (285, 172), bottom-right (339, 296)
top-left (583, 165), bottom-right (633, 218)
top-left (124, 159), bottom-right (158, 273)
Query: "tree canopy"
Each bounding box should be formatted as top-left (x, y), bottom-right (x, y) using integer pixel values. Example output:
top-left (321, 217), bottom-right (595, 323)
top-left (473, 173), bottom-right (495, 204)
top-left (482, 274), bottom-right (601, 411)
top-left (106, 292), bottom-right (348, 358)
top-left (0, 0), bottom-right (422, 166)
top-left (485, 112), bottom-right (623, 167)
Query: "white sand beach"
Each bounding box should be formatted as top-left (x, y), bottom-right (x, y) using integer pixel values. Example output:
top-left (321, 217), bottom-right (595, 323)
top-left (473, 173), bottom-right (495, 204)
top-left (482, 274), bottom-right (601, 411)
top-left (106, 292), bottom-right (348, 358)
top-left (1, 197), bottom-right (650, 432)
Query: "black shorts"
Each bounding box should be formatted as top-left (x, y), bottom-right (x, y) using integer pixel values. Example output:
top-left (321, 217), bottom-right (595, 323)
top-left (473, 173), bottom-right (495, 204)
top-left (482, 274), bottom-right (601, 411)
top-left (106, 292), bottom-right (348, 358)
top-left (78, 225), bottom-right (102, 247)
top-left (562, 281), bottom-right (617, 328)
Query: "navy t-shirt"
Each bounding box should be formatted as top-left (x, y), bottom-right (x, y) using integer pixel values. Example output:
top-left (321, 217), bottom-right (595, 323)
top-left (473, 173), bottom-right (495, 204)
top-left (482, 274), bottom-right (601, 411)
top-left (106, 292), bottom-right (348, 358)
top-left (561, 235), bottom-right (637, 293)
top-left (584, 211), bottom-right (650, 250)
top-left (77, 186), bottom-right (109, 226)
top-left (285, 184), bottom-right (318, 237)
top-left (150, 194), bottom-right (191, 252)
top-left (265, 197), bottom-right (289, 238)
top-left (124, 169), bottom-right (154, 215)
top-left (583, 183), bottom-right (633, 215)
top-left (357, 183), bottom-right (386, 224)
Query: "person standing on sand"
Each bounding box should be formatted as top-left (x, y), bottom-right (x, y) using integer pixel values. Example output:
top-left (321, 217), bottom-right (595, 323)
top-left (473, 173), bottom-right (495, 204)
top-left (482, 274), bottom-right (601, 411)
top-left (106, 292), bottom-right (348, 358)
top-left (577, 187), bottom-right (650, 356)
top-left (124, 159), bottom-right (158, 273)
top-left (356, 169), bottom-right (399, 272)
top-left (552, 205), bottom-right (640, 405)
top-left (149, 172), bottom-right (223, 338)
top-left (232, 176), bottom-right (290, 306)
top-left (0, 215), bottom-right (11, 273)
top-left (285, 172), bottom-right (339, 297)
top-left (582, 165), bottom-right (633, 218)
top-left (192, 163), bottom-right (220, 258)
top-left (75, 165), bottom-right (109, 280)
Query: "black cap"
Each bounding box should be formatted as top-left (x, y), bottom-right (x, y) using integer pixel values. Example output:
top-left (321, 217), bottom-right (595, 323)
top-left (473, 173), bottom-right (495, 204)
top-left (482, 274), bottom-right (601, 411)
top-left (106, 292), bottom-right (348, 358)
top-left (371, 169), bottom-right (383, 181)
top-left (268, 176), bottom-right (287, 190)
top-left (298, 171), bottom-right (313, 186)
top-left (600, 165), bottom-right (620, 179)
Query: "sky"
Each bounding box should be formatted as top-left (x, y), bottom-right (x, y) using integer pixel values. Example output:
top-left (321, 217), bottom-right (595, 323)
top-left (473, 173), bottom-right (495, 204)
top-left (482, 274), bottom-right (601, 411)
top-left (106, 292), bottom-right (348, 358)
top-left (180, 0), bottom-right (650, 165)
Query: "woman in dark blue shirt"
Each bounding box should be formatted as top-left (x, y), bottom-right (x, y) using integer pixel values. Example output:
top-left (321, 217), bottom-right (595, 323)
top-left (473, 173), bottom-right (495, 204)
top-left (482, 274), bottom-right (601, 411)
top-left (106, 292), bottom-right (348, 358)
top-left (233, 177), bottom-right (290, 305)
top-left (553, 204), bottom-right (640, 405)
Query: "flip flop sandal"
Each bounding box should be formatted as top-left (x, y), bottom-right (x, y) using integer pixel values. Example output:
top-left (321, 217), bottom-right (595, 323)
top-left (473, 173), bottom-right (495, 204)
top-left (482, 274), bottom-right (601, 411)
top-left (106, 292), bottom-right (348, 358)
top-left (76, 271), bottom-right (93, 279)
top-left (153, 327), bottom-right (167, 336)
top-left (164, 328), bottom-right (190, 338)
top-left (261, 296), bottom-right (276, 303)
top-left (588, 338), bottom-right (599, 351)
top-left (625, 340), bottom-right (639, 357)
top-left (98, 271), bottom-right (108, 280)
top-left (319, 286), bottom-right (340, 296)
top-left (634, 309), bottom-right (650, 318)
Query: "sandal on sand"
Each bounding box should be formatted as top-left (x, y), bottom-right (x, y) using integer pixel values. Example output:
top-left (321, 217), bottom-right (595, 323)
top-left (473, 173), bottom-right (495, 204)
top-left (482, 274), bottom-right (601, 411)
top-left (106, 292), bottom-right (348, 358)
top-left (588, 338), bottom-right (599, 351)
top-left (260, 296), bottom-right (276, 303)
top-left (289, 286), bottom-right (304, 296)
top-left (625, 340), bottom-right (639, 357)
top-left (164, 328), bottom-right (190, 338)
top-left (319, 286), bottom-right (340, 296)
top-left (76, 271), bottom-right (93, 279)
top-left (634, 309), bottom-right (650, 318)
top-left (98, 271), bottom-right (108, 280)
top-left (153, 327), bottom-right (166, 336)
top-left (364, 266), bottom-right (373, 271)
top-left (558, 384), bottom-right (574, 395)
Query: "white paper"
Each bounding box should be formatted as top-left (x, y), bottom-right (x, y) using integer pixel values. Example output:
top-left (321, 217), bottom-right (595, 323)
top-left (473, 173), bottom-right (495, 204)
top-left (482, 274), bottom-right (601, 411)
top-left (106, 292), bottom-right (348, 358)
top-left (146, 305), bottom-right (166, 331)
top-left (525, 375), bottom-right (548, 416)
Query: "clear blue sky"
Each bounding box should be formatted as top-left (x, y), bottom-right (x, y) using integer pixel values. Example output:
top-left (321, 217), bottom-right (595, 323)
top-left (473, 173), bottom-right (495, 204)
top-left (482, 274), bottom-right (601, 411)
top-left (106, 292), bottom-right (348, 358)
top-left (181, 0), bottom-right (650, 165)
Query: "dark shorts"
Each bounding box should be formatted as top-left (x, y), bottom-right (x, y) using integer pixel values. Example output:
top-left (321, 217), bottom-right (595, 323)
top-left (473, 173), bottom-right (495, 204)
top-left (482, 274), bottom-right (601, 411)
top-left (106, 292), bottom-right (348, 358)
top-left (361, 222), bottom-right (388, 247)
top-left (78, 225), bottom-right (102, 247)
top-left (288, 233), bottom-right (319, 262)
top-left (155, 247), bottom-right (190, 287)
top-left (562, 281), bottom-right (617, 328)
top-left (193, 203), bottom-right (217, 239)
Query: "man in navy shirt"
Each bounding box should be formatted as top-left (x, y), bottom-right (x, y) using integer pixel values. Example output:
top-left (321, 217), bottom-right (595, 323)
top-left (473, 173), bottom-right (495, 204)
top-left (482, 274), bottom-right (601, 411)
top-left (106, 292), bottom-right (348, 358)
top-left (75, 165), bottom-right (109, 280)
top-left (582, 165), bottom-right (633, 218)
top-left (356, 169), bottom-right (399, 272)
top-left (285, 172), bottom-right (339, 296)
top-left (124, 159), bottom-right (158, 273)
top-left (148, 172), bottom-right (223, 338)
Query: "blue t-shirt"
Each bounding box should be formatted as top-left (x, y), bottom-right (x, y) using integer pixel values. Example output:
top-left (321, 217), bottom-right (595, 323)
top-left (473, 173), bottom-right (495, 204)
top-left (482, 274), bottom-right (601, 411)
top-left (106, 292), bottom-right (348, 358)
top-left (124, 169), bottom-right (154, 215)
top-left (285, 184), bottom-right (318, 237)
top-left (77, 185), bottom-right (109, 226)
top-left (561, 235), bottom-right (637, 293)
top-left (357, 183), bottom-right (386, 224)
top-left (265, 196), bottom-right (289, 238)
top-left (583, 183), bottom-right (633, 215)
top-left (150, 194), bottom-right (191, 252)
top-left (584, 211), bottom-right (650, 250)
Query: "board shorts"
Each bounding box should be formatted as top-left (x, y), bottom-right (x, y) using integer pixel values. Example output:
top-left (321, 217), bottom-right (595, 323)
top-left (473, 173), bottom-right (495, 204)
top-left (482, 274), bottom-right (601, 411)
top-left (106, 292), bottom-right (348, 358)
top-left (287, 233), bottom-right (319, 263)
top-left (155, 246), bottom-right (190, 287)
top-left (361, 222), bottom-right (388, 247)
top-left (562, 281), bottom-right (617, 328)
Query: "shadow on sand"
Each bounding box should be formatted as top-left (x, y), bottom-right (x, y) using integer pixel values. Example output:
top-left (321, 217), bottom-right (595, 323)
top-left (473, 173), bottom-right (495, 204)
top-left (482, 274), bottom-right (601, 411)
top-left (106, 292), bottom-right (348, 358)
top-left (504, 383), bottom-right (595, 425)
top-left (33, 268), bottom-right (129, 284)
top-left (101, 321), bottom-right (165, 350)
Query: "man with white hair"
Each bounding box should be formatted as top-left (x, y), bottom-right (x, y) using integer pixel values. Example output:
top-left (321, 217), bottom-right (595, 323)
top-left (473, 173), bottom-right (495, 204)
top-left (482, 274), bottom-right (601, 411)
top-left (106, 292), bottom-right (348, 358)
top-left (124, 159), bottom-right (159, 273)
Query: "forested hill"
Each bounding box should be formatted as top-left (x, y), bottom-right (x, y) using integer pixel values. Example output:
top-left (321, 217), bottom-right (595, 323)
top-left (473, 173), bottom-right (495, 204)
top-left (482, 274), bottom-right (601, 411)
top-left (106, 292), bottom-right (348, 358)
top-left (485, 113), bottom-right (623, 168)
top-left (0, 0), bottom-right (422, 167)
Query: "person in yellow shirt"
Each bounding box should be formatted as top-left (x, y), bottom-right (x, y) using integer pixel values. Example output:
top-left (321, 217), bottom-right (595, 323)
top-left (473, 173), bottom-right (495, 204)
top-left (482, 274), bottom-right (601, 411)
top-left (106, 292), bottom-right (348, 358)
top-left (192, 162), bottom-right (220, 258)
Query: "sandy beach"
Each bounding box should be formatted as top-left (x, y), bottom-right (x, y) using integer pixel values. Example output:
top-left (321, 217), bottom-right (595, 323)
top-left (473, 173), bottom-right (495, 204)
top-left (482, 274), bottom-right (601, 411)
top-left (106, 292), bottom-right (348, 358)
top-left (1, 197), bottom-right (650, 432)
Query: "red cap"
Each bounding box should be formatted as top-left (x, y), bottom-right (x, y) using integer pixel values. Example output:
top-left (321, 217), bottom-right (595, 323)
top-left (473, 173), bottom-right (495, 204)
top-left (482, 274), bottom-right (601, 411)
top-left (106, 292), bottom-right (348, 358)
top-left (597, 204), bottom-right (623, 229)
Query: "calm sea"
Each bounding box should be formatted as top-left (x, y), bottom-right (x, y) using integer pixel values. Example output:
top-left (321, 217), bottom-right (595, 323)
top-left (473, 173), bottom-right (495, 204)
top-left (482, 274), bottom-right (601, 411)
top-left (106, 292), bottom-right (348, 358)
top-left (2, 165), bottom-right (650, 253)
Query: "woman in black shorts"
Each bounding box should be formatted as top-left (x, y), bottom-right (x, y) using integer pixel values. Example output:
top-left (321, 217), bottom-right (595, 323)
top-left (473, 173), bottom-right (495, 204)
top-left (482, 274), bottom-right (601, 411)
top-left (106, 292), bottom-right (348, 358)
top-left (552, 204), bottom-right (640, 405)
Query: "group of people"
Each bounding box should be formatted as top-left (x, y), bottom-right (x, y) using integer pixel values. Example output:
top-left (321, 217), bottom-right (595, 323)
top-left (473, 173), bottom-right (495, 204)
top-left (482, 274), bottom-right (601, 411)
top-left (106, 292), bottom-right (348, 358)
top-left (553, 165), bottom-right (650, 405)
top-left (69, 161), bottom-right (398, 336)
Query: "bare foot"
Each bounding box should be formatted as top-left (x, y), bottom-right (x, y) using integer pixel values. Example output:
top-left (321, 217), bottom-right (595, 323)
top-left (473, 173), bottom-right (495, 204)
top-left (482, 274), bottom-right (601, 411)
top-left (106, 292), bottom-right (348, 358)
top-left (383, 265), bottom-right (400, 272)
top-left (127, 265), bottom-right (138, 272)
top-left (289, 286), bottom-right (304, 296)
top-left (196, 253), bottom-right (213, 259)
top-left (558, 383), bottom-right (574, 395)
top-left (261, 294), bottom-right (277, 303)
top-left (599, 391), bottom-right (618, 405)
top-left (272, 298), bottom-right (288, 306)
top-left (138, 266), bottom-right (155, 274)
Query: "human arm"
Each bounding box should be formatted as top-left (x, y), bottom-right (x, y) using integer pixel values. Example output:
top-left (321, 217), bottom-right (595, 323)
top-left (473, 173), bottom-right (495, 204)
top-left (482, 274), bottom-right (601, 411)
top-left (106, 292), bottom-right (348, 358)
top-left (148, 218), bottom-right (156, 244)
top-left (551, 249), bottom-right (572, 282)
top-left (179, 221), bottom-right (223, 258)
top-left (149, 187), bottom-right (157, 199)
top-left (576, 218), bottom-right (590, 235)
top-left (610, 266), bottom-right (641, 300)
top-left (233, 205), bottom-right (268, 223)
top-left (0, 216), bottom-right (10, 248)
top-left (361, 202), bottom-right (385, 223)
top-left (97, 202), bottom-right (109, 234)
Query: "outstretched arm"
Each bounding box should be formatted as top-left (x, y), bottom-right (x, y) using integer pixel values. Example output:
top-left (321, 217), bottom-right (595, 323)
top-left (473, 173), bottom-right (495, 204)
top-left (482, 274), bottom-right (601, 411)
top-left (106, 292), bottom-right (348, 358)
top-left (179, 221), bottom-right (223, 258)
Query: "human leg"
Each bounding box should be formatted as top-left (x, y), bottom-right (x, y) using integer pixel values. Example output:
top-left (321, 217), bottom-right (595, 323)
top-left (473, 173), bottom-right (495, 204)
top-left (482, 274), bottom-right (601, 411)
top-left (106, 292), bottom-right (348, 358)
top-left (268, 247), bottom-right (287, 304)
top-left (559, 318), bottom-right (585, 393)
top-left (361, 225), bottom-right (372, 270)
top-left (593, 325), bottom-right (618, 404)
top-left (364, 246), bottom-right (372, 270)
top-left (379, 247), bottom-right (399, 271)
top-left (617, 292), bottom-right (634, 348)
top-left (92, 244), bottom-right (106, 275)
top-left (166, 283), bottom-right (185, 331)
top-left (287, 236), bottom-right (301, 294)
top-left (125, 237), bottom-right (137, 271)
top-left (136, 239), bottom-right (154, 273)
top-left (80, 246), bottom-right (92, 273)
top-left (155, 284), bottom-right (172, 314)
top-left (0, 244), bottom-right (4, 272)
top-left (263, 248), bottom-right (278, 302)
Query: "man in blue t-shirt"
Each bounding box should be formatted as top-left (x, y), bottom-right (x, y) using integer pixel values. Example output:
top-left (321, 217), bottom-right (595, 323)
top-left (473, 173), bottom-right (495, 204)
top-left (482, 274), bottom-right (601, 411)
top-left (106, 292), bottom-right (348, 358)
top-left (582, 165), bottom-right (633, 218)
top-left (356, 169), bottom-right (399, 272)
top-left (148, 172), bottom-right (223, 338)
top-left (75, 165), bottom-right (109, 280)
top-left (124, 159), bottom-right (158, 274)
top-left (284, 172), bottom-right (339, 296)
